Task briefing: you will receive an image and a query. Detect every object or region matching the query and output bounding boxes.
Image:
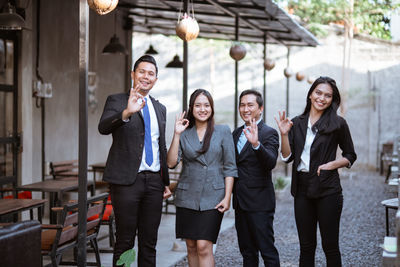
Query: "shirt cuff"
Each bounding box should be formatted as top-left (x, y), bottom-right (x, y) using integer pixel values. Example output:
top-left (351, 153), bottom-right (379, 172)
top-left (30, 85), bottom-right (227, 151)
top-left (252, 142), bottom-right (260, 150)
top-left (280, 152), bottom-right (291, 161)
top-left (122, 117), bottom-right (129, 122)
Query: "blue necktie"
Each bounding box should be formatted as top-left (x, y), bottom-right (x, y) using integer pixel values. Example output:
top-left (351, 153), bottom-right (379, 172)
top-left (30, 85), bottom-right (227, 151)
top-left (143, 98), bottom-right (153, 166)
top-left (237, 131), bottom-right (247, 154)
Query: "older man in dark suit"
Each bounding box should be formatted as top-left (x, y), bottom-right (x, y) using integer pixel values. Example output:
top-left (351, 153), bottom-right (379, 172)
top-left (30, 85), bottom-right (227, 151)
top-left (233, 89), bottom-right (280, 267)
top-left (98, 55), bottom-right (171, 267)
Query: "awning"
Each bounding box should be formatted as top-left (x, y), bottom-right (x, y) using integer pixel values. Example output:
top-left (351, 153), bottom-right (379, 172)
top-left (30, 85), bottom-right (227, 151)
top-left (119, 0), bottom-right (319, 46)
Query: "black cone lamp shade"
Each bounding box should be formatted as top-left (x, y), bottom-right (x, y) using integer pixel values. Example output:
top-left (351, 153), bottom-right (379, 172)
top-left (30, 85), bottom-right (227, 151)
top-left (102, 34), bottom-right (127, 55)
top-left (165, 54), bottom-right (183, 68)
top-left (0, 2), bottom-right (25, 30)
top-left (145, 44), bottom-right (158, 55)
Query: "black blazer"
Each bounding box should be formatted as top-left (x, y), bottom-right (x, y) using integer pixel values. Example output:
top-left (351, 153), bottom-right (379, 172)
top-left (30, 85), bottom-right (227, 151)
top-left (232, 121), bottom-right (279, 212)
top-left (286, 113), bottom-right (356, 198)
top-left (98, 93), bottom-right (169, 186)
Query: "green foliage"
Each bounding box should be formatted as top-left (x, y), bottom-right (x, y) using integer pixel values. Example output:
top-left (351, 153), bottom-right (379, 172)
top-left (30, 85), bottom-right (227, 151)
top-left (275, 0), bottom-right (399, 40)
top-left (116, 248), bottom-right (136, 267)
top-left (273, 177), bottom-right (288, 190)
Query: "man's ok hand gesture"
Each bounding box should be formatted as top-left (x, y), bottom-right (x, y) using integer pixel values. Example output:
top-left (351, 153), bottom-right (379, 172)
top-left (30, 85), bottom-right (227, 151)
top-left (243, 118), bottom-right (259, 148)
top-left (122, 84), bottom-right (145, 120)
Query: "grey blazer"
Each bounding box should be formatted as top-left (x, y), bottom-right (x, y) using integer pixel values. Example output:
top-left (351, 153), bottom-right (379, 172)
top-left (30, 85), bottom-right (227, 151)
top-left (173, 124), bottom-right (238, 211)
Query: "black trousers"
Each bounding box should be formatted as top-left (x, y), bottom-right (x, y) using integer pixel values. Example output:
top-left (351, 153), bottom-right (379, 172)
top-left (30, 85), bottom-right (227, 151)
top-left (110, 171), bottom-right (164, 267)
top-left (235, 205), bottom-right (280, 267)
top-left (294, 192), bottom-right (343, 267)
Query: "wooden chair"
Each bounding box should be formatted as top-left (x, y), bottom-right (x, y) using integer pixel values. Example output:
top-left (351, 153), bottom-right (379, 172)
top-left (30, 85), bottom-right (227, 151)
top-left (380, 142), bottom-right (393, 177)
top-left (41, 193), bottom-right (108, 267)
top-left (50, 160), bottom-right (79, 179)
top-left (89, 194), bottom-right (115, 252)
top-left (163, 164), bottom-right (181, 214)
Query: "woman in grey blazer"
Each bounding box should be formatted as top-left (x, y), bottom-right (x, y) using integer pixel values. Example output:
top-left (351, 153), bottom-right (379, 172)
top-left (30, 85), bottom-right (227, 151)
top-left (167, 89), bottom-right (237, 267)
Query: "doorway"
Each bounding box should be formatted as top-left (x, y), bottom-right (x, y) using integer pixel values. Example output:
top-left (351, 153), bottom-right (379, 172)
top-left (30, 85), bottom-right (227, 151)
top-left (0, 31), bottom-right (19, 196)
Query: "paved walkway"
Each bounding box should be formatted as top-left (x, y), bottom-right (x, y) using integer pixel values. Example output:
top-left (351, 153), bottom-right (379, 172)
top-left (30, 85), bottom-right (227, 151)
top-left (50, 170), bottom-right (391, 266)
top-left (176, 170), bottom-right (391, 266)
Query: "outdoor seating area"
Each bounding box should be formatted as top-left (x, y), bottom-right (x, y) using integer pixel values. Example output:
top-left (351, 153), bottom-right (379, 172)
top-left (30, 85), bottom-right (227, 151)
top-left (381, 137), bottom-right (400, 266)
top-left (0, 0), bottom-right (399, 266)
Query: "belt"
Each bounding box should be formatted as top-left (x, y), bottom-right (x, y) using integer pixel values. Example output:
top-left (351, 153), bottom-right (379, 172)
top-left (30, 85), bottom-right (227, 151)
top-left (138, 170), bottom-right (160, 175)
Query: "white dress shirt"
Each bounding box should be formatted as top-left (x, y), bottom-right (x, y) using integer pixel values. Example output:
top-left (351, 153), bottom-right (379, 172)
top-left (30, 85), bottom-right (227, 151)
top-left (138, 96), bottom-right (160, 172)
top-left (281, 118), bottom-right (316, 172)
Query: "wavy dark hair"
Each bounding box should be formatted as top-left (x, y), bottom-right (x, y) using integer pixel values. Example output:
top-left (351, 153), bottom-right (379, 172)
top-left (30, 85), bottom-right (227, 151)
top-left (302, 76), bottom-right (341, 133)
top-left (187, 89), bottom-right (215, 154)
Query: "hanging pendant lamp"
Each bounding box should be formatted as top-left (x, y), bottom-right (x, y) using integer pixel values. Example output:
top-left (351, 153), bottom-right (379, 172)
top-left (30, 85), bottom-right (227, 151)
top-left (145, 44), bottom-right (158, 55)
top-left (0, 1), bottom-right (25, 30)
top-left (102, 11), bottom-right (127, 55)
top-left (102, 34), bottom-right (127, 55)
top-left (165, 54), bottom-right (183, 68)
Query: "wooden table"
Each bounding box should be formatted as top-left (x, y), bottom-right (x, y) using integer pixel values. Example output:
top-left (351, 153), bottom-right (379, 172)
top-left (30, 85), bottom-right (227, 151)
top-left (0, 199), bottom-right (47, 223)
top-left (90, 162), bottom-right (108, 191)
top-left (90, 162), bottom-right (106, 183)
top-left (16, 179), bottom-right (93, 224)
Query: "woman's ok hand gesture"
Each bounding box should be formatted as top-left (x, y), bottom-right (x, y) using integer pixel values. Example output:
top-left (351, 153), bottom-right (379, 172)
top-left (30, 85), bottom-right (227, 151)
top-left (274, 111), bottom-right (293, 136)
top-left (174, 111), bottom-right (189, 135)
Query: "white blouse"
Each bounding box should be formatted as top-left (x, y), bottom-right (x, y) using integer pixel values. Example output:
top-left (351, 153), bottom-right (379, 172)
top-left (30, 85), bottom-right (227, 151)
top-left (281, 119), bottom-right (316, 172)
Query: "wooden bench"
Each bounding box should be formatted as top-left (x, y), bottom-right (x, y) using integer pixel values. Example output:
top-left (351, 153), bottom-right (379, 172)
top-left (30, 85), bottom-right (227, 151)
top-left (41, 192), bottom-right (108, 267)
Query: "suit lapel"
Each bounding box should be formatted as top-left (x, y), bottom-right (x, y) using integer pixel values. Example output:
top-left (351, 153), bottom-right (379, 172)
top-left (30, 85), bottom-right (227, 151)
top-left (149, 95), bottom-right (162, 133)
top-left (233, 127), bottom-right (242, 159)
top-left (295, 114), bottom-right (308, 162)
top-left (184, 126), bottom-right (207, 166)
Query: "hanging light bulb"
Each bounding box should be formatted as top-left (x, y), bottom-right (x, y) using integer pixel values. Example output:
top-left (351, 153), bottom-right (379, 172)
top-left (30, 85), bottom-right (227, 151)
top-left (87, 0), bottom-right (118, 15)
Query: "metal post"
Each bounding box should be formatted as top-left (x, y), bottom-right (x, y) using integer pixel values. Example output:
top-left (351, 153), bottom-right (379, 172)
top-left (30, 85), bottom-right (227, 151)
top-left (286, 46), bottom-right (290, 117)
top-left (183, 0), bottom-right (189, 112)
top-left (183, 40), bottom-right (188, 112)
top-left (78, 0), bottom-right (89, 265)
top-left (263, 33), bottom-right (267, 121)
top-left (285, 46), bottom-right (290, 176)
top-left (234, 15), bottom-right (239, 128)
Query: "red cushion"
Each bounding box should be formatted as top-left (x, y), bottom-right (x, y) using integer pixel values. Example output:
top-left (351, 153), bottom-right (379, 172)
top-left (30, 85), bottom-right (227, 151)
top-left (3, 191), bottom-right (32, 199)
top-left (87, 204), bottom-right (113, 221)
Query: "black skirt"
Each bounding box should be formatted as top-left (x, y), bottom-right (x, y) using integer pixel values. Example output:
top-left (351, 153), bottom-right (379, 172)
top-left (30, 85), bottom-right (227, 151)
top-left (176, 207), bottom-right (223, 244)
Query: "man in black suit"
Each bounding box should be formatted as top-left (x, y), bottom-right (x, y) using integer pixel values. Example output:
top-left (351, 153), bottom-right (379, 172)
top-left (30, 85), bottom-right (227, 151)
top-left (98, 55), bottom-right (171, 267)
top-left (233, 89), bottom-right (280, 267)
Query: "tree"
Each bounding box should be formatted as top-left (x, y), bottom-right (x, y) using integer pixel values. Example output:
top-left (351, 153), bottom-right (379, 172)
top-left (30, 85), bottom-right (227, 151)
top-left (277, 0), bottom-right (399, 40)
top-left (276, 0), bottom-right (399, 116)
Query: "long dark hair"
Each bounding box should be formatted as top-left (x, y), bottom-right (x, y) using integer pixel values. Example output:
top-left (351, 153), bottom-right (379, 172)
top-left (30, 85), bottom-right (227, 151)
top-left (187, 89), bottom-right (215, 154)
top-left (302, 76), bottom-right (341, 133)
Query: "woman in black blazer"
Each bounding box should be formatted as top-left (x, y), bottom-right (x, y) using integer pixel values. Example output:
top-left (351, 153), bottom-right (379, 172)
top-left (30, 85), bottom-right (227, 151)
top-left (275, 76), bottom-right (356, 267)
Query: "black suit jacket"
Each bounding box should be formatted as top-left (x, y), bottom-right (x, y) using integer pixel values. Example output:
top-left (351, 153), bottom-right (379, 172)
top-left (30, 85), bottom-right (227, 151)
top-left (286, 113), bottom-right (356, 198)
top-left (98, 92), bottom-right (169, 186)
top-left (232, 121), bottom-right (279, 212)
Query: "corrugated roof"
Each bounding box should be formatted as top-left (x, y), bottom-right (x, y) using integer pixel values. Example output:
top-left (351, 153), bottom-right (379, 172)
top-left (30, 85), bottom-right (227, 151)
top-left (119, 0), bottom-right (319, 46)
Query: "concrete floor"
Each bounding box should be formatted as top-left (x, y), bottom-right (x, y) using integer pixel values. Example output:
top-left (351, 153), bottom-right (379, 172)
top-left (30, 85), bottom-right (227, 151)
top-left (42, 208), bottom-right (235, 267)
